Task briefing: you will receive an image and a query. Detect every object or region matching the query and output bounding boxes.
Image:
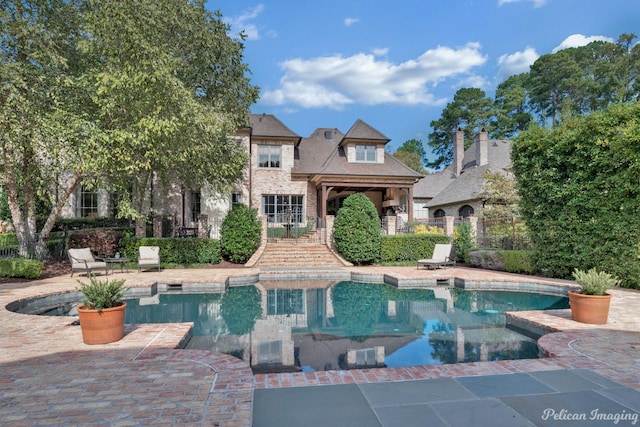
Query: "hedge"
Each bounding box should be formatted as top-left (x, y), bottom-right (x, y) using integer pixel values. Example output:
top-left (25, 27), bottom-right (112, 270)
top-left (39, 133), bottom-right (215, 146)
top-left (0, 258), bottom-right (43, 279)
top-left (380, 234), bottom-right (451, 263)
top-left (119, 237), bottom-right (221, 265)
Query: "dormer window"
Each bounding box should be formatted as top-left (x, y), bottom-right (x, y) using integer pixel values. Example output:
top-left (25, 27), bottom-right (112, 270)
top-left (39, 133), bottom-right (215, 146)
top-left (258, 145), bottom-right (281, 168)
top-left (355, 144), bottom-right (376, 162)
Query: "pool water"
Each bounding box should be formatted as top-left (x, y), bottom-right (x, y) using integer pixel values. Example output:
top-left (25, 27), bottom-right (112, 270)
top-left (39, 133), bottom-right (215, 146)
top-left (122, 281), bottom-right (568, 374)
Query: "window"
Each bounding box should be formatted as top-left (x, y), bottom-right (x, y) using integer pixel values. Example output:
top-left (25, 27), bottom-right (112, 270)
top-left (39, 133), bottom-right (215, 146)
top-left (267, 289), bottom-right (304, 315)
top-left (459, 205), bottom-right (474, 218)
top-left (257, 340), bottom-right (282, 364)
top-left (76, 185), bottom-right (98, 217)
top-left (191, 191), bottom-right (201, 223)
top-left (413, 202), bottom-right (429, 218)
top-left (231, 192), bottom-right (243, 206)
top-left (262, 194), bottom-right (304, 224)
top-left (355, 144), bottom-right (376, 162)
top-left (433, 209), bottom-right (446, 218)
top-left (258, 145), bottom-right (281, 168)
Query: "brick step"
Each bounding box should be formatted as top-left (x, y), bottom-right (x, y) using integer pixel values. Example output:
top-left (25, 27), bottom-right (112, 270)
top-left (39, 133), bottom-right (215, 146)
top-left (254, 242), bottom-right (343, 267)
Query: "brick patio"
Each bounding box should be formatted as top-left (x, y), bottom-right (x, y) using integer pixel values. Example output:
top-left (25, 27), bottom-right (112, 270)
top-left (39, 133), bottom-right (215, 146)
top-left (1, 266), bottom-right (638, 426)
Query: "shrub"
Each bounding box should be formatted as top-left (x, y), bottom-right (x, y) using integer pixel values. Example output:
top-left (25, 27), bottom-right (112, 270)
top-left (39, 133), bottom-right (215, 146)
top-left (380, 234), bottom-right (450, 262)
top-left (513, 102), bottom-right (640, 288)
top-left (503, 250), bottom-right (535, 274)
top-left (453, 221), bottom-right (475, 263)
top-left (572, 268), bottom-right (620, 296)
top-left (413, 224), bottom-right (444, 235)
top-left (220, 204), bottom-right (262, 264)
top-left (0, 258), bottom-right (43, 279)
top-left (68, 230), bottom-right (124, 258)
top-left (333, 193), bottom-right (381, 265)
top-left (118, 237), bottom-right (221, 265)
top-left (76, 276), bottom-right (128, 310)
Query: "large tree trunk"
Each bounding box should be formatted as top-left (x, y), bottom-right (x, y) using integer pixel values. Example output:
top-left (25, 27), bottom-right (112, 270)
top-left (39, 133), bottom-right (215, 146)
top-left (5, 171), bottom-right (84, 261)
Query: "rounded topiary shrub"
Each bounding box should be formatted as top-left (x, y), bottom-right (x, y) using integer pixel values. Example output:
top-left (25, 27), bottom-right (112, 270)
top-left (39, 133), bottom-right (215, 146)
top-left (220, 204), bottom-right (262, 264)
top-left (333, 193), bottom-right (381, 265)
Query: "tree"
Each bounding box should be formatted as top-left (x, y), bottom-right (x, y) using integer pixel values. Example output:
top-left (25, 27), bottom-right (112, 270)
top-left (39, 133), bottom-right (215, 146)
top-left (392, 139), bottom-right (428, 174)
top-left (220, 204), bottom-right (262, 264)
top-left (333, 193), bottom-right (381, 265)
top-left (427, 88), bottom-right (494, 170)
top-left (0, 0), bottom-right (259, 259)
top-left (492, 74), bottom-right (533, 139)
top-left (479, 170), bottom-right (520, 219)
top-left (512, 102), bottom-right (640, 289)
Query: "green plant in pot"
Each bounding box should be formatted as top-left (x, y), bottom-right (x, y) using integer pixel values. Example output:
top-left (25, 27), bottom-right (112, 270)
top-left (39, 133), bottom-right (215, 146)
top-left (569, 268), bottom-right (620, 324)
top-left (76, 276), bottom-right (129, 344)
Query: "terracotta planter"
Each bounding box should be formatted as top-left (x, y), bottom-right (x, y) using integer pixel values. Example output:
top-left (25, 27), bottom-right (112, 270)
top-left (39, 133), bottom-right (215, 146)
top-left (77, 302), bottom-right (127, 345)
top-left (568, 291), bottom-right (611, 325)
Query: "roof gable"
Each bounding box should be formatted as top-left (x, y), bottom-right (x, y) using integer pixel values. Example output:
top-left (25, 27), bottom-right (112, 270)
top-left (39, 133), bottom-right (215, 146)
top-left (250, 114), bottom-right (300, 140)
top-left (340, 119), bottom-right (390, 146)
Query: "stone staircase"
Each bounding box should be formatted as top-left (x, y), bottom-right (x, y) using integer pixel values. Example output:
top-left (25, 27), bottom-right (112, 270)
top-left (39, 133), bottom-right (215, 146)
top-left (252, 240), bottom-right (346, 268)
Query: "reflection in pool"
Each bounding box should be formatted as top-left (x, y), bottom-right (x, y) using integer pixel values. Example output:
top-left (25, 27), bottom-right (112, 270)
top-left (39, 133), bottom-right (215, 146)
top-left (123, 281), bottom-right (568, 374)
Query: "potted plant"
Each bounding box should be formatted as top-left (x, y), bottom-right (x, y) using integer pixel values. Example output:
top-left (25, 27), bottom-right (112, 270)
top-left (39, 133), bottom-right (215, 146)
top-left (76, 276), bottom-right (129, 344)
top-left (569, 267), bottom-right (620, 324)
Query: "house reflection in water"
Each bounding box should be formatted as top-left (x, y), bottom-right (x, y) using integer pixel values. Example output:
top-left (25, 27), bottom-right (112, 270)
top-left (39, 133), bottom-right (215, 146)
top-left (126, 281), bottom-right (560, 374)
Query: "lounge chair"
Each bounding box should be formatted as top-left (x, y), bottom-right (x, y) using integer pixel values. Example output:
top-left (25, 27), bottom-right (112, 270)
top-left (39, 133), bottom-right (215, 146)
top-left (417, 243), bottom-right (455, 269)
top-left (68, 248), bottom-right (108, 277)
top-left (138, 246), bottom-right (160, 272)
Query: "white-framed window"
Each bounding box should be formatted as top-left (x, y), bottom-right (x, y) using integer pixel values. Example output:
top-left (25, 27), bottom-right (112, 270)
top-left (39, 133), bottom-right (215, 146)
top-left (258, 145), bottom-right (281, 168)
top-left (262, 194), bottom-right (304, 224)
top-left (76, 185), bottom-right (98, 217)
top-left (413, 202), bottom-right (429, 218)
top-left (355, 144), bottom-right (376, 162)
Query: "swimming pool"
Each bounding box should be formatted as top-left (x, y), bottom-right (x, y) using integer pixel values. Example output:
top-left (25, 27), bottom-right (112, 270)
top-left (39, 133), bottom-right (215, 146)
top-left (120, 281), bottom-right (568, 374)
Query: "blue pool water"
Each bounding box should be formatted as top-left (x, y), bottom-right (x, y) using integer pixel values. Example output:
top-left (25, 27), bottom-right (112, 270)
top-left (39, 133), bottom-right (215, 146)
top-left (121, 281), bottom-right (568, 374)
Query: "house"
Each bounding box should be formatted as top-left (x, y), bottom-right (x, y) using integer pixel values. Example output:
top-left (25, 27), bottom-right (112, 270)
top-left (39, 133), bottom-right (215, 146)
top-left (61, 114), bottom-right (423, 237)
top-left (245, 114), bottom-right (423, 231)
top-left (413, 128), bottom-right (513, 220)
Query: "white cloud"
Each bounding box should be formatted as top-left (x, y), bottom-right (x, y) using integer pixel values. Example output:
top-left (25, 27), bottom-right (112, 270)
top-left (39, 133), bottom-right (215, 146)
top-left (223, 4), bottom-right (265, 40)
top-left (498, 0), bottom-right (548, 7)
top-left (344, 17), bottom-right (360, 27)
top-left (261, 43), bottom-right (486, 110)
top-left (552, 33), bottom-right (614, 52)
top-left (372, 48), bottom-right (389, 56)
top-left (497, 47), bottom-right (539, 79)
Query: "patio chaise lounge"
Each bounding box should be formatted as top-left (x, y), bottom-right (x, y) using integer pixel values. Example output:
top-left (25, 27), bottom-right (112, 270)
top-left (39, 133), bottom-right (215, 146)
top-left (417, 243), bottom-right (455, 269)
top-left (68, 248), bottom-right (108, 277)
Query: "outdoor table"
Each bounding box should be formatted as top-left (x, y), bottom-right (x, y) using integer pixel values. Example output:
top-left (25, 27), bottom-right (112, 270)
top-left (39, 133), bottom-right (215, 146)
top-left (102, 257), bottom-right (130, 274)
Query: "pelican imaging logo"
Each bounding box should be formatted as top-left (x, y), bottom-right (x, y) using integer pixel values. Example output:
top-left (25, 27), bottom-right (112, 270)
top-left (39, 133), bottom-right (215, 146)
top-left (541, 408), bottom-right (638, 425)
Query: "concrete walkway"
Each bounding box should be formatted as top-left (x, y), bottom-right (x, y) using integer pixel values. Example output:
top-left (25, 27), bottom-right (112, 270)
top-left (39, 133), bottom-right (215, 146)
top-left (1, 266), bottom-right (639, 426)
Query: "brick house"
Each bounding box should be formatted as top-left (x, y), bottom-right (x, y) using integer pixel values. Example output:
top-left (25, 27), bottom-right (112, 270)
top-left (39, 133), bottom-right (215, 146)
top-left (413, 128), bottom-right (513, 221)
top-left (61, 113), bottom-right (423, 237)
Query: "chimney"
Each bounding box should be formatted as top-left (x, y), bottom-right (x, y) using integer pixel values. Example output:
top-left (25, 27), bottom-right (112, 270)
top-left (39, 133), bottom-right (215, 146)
top-left (475, 128), bottom-right (488, 167)
top-left (453, 127), bottom-right (464, 176)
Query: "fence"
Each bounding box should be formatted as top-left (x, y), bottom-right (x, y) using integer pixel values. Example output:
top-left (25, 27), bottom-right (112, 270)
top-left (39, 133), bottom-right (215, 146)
top-left (385, 216), bottom-right (531, 251)
top-left (476, 217), bottom-right (531, 250)
top-left (266, 215), bottom-right (321, 242)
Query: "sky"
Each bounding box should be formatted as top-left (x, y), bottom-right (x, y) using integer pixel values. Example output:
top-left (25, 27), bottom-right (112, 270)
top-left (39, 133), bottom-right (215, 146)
top-left (206, 0), bottom-right (640, 158)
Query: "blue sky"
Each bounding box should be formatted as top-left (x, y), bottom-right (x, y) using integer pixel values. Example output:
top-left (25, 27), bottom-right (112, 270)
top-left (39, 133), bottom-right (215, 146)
top-left (207, 0), bottom-right (640, 157)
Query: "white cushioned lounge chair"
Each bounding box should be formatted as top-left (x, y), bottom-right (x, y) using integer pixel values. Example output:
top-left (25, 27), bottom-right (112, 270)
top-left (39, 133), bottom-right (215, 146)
top-left (138, 246), bottom-right (160, 272)
top-left (417, 243), bottom-right (455, 270)
top-left (68, 248), bottom-right (108, 277)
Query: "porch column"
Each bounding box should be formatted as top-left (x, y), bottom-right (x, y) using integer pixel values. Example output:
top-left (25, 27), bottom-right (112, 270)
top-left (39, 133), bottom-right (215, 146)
top-left (407, 185), bottom-right (414, 221)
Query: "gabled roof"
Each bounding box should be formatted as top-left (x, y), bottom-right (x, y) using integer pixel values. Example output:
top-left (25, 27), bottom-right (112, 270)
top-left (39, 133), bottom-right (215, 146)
top-left (340, 119), bottom-right (390, 146)
top-left (415, 139), bottom-right (512, 207)
top-left (250, 113), bottom-right (300, 141)
top-left (292, 121), bottom-right (421, 179)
